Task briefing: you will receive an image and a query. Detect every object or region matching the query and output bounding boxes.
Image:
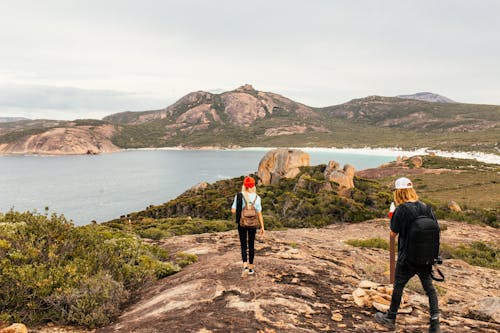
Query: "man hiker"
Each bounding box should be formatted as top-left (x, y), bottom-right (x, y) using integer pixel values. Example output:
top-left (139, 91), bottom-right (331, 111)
top-left (374, 177), bottom-right (441, 333)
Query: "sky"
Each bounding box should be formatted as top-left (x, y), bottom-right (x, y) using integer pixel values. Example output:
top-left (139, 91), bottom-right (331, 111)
top-left (0, 0), bottom-right (499, 120)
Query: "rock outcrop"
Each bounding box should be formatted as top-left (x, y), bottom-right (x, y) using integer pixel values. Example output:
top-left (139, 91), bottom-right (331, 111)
top-left (0, 125), bottom-right (119, 155)
top-left (410, 156), bottom-right (423, 168)
top-left (448, 200), bottom-right (462, 212)
top-left (351, 280), bottom-right (412, 314)
top-left (257, 149), bottom-right (310, 185)
top-left (188, 182), bottom-right (209, 194)
top-left (0, 323), bottom-right (28, 333)
top-left (93, 220), bottom-right (500, 333)
top-left (463, 297), bottom-right (500, 324)
top-left (323, 161), bottom-right (355, 191)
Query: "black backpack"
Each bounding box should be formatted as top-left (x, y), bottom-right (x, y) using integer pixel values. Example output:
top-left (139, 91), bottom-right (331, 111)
top-left (403, 202), bottom-right (440, 266)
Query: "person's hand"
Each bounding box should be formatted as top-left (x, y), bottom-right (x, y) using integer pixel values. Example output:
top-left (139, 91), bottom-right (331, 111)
top-left (259, 228), bottom-right (265, 237)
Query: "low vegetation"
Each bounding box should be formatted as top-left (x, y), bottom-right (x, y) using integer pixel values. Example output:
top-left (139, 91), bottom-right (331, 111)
top-left (105, 165), bottom-right (394, 233)
top-left (105, 217), bottom-right (234, 239)
top-left (345, 238), bottom-right (390, 250)
top-left (377, 156), bottom-right (499, 227)
top-left (0, 210), bottom-right (188, 328)
top-left (441, 241), bottom-right (499, 269)
top-left (346, 238), bottom-right (499, 270)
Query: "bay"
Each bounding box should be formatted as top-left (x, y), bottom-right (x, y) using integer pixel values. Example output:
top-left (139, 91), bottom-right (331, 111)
top-left (0, 149), bottom-right (397, 225)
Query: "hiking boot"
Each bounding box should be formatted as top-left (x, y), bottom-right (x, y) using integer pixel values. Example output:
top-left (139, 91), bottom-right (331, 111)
top-left (241, 268), bottom-right (249, 277)
top-left (429, 319), bottom-right (441, 333)
top-left (374, 312), bottom-right (396, 330)
top-left (248, 268), bottom-right (255, 275)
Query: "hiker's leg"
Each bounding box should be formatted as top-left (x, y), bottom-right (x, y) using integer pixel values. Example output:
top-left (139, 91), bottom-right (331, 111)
top-left (388, 262), bottom-right (415, 318)
top-left (417, 268), bottom-right (439, 319)
top-left (248, 228), bottom-right (257, 265)
top-left (238, 225), bottom-right (248, 264)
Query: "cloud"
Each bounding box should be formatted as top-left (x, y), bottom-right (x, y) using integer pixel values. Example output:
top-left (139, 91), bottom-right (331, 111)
top-left (0, 84), bottom-right (168, 120)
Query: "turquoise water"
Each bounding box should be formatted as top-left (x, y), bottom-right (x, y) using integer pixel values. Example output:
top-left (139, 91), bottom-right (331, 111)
top-left (0, 149), bottom-right (395, 225)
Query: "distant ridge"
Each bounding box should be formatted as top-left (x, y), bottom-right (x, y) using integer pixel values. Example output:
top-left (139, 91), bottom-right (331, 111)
top-left (396, 92), bottom-right (456, 103)
top-left (0, 117), bottom-right (29, 123)
top-left (1, 85), bottom-right (499, 155)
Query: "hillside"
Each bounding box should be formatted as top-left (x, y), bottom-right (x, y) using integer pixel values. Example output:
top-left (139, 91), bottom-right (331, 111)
top-left (1, 85), bottom-right (499, 154)
top-left (105, 87), bottom-right (500, 153)
top-left (0, 119), bottom-right (120, 155)
top-left (104, 156), bottom-right (499, 232)
top-left (92, 221), bottom-right (499, 333)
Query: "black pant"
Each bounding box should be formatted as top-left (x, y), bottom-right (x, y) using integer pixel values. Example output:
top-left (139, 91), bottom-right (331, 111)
top-left (388, 261), bottom-right (439, 319)
top-left (238, 225), bottom-right (256, 264)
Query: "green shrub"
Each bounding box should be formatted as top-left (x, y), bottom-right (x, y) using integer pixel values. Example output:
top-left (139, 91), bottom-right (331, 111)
top-left (0, 210), bottom-right (180, 327)
top-left (441, 241), bottom-right (499, 269)
top-left (138, 227), bottom-right (167, 240)
top-left (45, 272), bottom-right (129, 328)
top-left (175, 252), bottom-right (198, 268)
top-left (105, 169), bottom-right (393, 232)
top-left (345, 238), bottom-right (390, 250)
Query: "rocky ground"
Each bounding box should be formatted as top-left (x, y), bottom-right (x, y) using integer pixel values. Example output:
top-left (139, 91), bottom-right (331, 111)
top-left (59, 219), bottom-right (500, 333)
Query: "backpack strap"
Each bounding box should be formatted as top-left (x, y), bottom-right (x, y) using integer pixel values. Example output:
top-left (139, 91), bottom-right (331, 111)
top-left (242, 193), bottom-right (258, 209)
top-left (402, 201), bottom-right (431, 219)
top-left (431, 266), bottom-right (445, 281)
top-left (236, 193), bottom-right (243, 224)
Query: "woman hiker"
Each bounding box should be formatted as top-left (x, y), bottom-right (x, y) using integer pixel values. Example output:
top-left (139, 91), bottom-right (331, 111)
top-left (231, 176), bottom-right (265, 277)
top-left (374, 177), bottom-right (441, 333)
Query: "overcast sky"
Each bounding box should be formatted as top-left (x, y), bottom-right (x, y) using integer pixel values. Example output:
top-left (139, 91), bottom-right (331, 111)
top-left (1, 0), bottom-right (499, 120)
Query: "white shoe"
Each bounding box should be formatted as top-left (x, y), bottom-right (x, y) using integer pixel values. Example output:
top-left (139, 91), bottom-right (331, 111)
top-left (241, 268), bottom-right (249, 277)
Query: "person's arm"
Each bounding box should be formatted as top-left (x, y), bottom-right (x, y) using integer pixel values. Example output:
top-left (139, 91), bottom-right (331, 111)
top-left (257, 211), bottom-right (265, 236)
top-left (231, 194), bottom-right (238, 214)
top-left (255, 196), bottom-right (265, 236)
top-left (390, 206), bottom-right (402, 237)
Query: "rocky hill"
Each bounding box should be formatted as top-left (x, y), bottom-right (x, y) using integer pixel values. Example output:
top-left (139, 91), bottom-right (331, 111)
top-left (104, 86), bottom-right (500, 153)
top-left (396, 92), bottom-right (456, 103)
top-left (0, 119), bottom-right (119, 155)
top-left (94, 221), bottom-right (499, 333)
top-left (318, 95), bottom-right (498, 132)
top-left (29, 220), bottom-right (499, 333)
top-left (1, 85), bottom-right (499, 154)
top-left (104, 84), bottom-right (317, 127)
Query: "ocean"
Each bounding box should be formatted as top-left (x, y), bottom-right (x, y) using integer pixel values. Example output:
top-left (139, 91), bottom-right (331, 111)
top-left (0, 148), bottom-right (399, 225)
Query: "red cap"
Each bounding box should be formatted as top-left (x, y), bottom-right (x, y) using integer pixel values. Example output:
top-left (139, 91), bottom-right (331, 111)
top-left (243, 176), bottom-right (255, 188)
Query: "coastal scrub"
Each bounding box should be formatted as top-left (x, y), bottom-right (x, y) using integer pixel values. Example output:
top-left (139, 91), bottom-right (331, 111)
top-left (0, 210), bottom-right (182, 328)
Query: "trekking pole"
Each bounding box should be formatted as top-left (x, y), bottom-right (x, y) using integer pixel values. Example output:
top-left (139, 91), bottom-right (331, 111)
top-left (388, 202), bottom-right (396, 284)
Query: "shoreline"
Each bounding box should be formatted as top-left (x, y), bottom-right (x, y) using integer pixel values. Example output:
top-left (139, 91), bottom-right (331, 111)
top-left (123, 146), bottom-right (500, 165)
top-left (1, 146), bottom-right (499, 165)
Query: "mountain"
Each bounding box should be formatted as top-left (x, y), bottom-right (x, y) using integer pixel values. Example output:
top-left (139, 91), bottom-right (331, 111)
top-left (318, 95), bottom-right (498, 132)
top-left (1, 85), bottom-right (499, 154)
top-left (0, 117), bottom-right (29, 123)
top-left (396, 92), bottom-right (456, 103)
top-left (103, 84), bottom-right (317, 126)
top-left (0, 119), bottom-right (119, 155)
top-left (103, 85), bottom-right (499, 153)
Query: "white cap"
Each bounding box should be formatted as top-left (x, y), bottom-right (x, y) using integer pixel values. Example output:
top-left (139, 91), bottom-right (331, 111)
top-left (394, 177), bottom-right (413, 190)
